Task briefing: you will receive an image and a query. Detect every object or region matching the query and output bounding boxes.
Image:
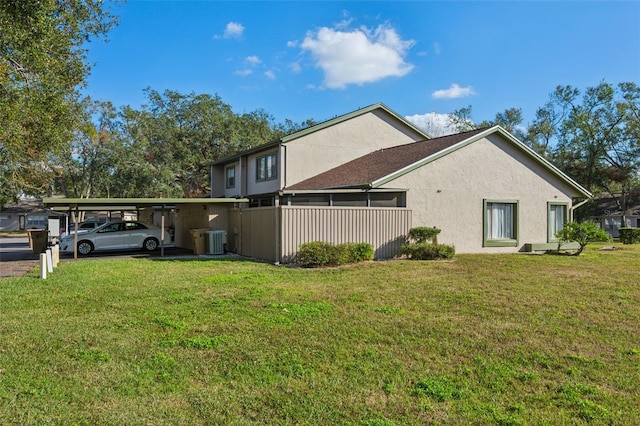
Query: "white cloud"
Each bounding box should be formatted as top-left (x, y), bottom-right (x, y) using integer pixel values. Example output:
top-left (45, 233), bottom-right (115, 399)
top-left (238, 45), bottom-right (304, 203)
top-left (264, 70), bottom-right (276, 80)
top-left (405, 112), bottom-right (460, 137)
top-left (433, 42), bottom-right (441, 55)
top-left (245, 55), bottom-right (262, 66)
top-left (235, 69), bottom-right (252, 77)
top-left (217, 21), bottom-right (244, 39)
top-left (432, 83), bottom-right (476, 99)
top-left (290, 61), bottom-right (302, 73)
top-left (300, 23), bottom-right (415, 89)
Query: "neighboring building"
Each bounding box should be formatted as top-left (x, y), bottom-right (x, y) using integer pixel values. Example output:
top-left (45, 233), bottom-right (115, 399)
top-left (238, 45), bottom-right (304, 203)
top-left (587, 193), bottom-right (640, 237)
top-left (0, 199), bottom-right (65, 231)
top-left (211, 103), bottom-right (591, 262)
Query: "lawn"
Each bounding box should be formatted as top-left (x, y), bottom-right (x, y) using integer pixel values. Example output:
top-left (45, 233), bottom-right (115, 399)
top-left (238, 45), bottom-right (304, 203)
top-left (1, 244), bottom-right (638, 425)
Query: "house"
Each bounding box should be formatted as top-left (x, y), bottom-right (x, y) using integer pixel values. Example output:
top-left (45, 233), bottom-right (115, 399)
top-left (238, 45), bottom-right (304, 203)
top-left (586, 193), bottom-right (640, 237)
top-left (211, 103), bottom-right (591, 262)
top-left (0, 198), bottom-right (66, 231)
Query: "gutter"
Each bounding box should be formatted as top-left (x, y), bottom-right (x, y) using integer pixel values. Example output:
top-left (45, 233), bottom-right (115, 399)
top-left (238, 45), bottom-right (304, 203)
top-left (570, 197), bottom-right (592, 221)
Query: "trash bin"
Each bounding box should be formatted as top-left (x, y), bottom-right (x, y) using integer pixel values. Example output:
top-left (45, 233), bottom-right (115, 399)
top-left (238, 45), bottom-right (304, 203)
top-left (30, 229), bottom-right (49, 254)
top-left (190, 229), bottom-right (207, 255)
top-left (206, 230), bottom-right (227, 255)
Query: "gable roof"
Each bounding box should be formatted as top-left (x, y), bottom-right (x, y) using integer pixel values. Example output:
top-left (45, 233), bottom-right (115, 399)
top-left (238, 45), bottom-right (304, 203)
top-left (212, 103), bottom-right (430, 165)
top-left (285, 126), bottom-right (592, 198)
top-left (280, 102), bottom-right (430, 143)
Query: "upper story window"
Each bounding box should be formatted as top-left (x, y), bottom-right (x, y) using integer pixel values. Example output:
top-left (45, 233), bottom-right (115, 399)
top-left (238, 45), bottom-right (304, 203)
top-left (256, 152), bottom-right (277, 182)
top-left (226, 166), bottom-right (236, 189)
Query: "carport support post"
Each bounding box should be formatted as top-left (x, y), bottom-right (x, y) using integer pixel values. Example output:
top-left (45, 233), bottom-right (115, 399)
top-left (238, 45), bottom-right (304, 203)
top-left (161, 204), bottom-right (166, 257)
top-left (73, 206), bottom-right (79, 260)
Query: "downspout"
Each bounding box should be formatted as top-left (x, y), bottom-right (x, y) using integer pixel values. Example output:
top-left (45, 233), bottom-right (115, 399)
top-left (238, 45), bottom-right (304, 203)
top-left (282, 144), bottom-right (287, 189)
top-left (570, 198), bottom-right (591, 221)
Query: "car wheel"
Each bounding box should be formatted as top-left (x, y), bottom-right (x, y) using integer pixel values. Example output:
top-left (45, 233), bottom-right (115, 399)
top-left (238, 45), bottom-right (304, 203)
top-left (78, 240), bottom-right (93, 255)
top-left (143, 237), bottom-right (159, 251)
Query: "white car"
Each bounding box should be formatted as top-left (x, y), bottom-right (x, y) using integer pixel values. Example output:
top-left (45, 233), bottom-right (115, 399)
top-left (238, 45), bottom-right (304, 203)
top-left (60, 221), bottom-right (171, 255)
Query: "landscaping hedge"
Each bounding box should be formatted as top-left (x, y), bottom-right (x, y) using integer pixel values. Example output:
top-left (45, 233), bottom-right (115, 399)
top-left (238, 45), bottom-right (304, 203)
top-left (619, 227), bottom-right (640, 244)
top-left (297, 241), bottom-right (374, 267)
top-left (400, 242), bottom-right (456, 260)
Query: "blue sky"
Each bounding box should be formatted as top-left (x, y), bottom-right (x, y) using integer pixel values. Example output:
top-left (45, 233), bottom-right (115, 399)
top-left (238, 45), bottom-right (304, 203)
top-left (85, 1), bottom-right (640, 135)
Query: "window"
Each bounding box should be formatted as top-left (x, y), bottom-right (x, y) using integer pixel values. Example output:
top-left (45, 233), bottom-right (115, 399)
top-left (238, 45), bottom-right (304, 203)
top-left (226, 166), bottom-right (236, 189)
top-left (548, 203), bottom-right (568, 242)
top-left (248, 197), bottom-right (275, 208)
top-left (370, 192), bottom-right (405, 208)
top-left (27, 215), bottom-right (47, 228)
top-left (256, 152), bottom-right (277, 182)
top-left (484, 200), bottom-right (519, 247)
top-left (284, 195), bottom-right (330, 206)
top-left (332, 193), bottom-right (367, 207)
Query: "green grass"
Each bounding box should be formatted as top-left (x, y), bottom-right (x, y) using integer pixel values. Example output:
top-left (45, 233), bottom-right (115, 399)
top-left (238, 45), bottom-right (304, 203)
top-left (1, 244), bottom-right (639, 425)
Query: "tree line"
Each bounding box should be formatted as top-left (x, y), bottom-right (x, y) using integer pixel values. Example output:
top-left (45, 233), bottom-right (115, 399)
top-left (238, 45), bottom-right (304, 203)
top-left (1, 1), bottom-right (638, 220)
top-left (49, 89), bottom-right (313, 200)
top-left (449, 81), bottom-right (640, 220)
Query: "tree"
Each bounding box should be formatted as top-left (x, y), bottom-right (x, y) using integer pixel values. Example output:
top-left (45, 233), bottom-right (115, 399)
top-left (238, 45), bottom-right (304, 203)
top-left (0, 0), bottom-right (118, 206)
top-left (107, 89), bottom-right (310, 198)
top-left (51, 98), bottom-right (118, 199)
top-left (529, 82), bottom-right (640, 222)
top-left (555, 221), bottom-right (610, 256)
top-left (448, 105), bottom-right (475, 132)
top-left (448, 105), bottom-right (524, 138)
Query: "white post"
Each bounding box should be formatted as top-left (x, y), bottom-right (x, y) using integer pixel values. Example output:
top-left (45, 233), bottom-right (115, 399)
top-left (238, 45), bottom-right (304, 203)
top-left (40, 253), bottom-right (47, 279)
top-left (52, 245), bottom-right (59, 268)
top-left (46, 249), bottom-right (54, 273)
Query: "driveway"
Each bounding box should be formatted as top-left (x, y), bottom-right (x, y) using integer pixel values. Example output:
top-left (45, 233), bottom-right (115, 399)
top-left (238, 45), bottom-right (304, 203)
top-left (0, 236), bottom-right (39, 278)
top-left (1, 235), bottom-right (204, 278)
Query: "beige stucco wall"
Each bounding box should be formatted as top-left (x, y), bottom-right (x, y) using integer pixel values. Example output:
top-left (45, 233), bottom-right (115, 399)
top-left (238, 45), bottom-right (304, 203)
top-left (246, 148), bottom-right (280, 196)
top-left (382, 134), bottom-right (582, 253)
top-left (173, 204), bottom-right (230, 249)
top-left (283, 110), bottom-right (426, 187)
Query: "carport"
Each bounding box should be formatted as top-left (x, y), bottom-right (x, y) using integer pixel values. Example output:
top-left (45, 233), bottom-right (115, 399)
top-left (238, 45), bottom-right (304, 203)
top-left (43, 197), bottom-right (247, 259)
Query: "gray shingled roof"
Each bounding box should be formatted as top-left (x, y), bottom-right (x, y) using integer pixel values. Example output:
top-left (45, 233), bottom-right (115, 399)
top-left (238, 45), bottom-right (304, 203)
top-left (286, 128), bottom-right (488, 190)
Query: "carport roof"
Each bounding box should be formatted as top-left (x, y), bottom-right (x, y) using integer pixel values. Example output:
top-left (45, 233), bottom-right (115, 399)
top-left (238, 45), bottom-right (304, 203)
top-left (43, 197), bottom-right (247, 211)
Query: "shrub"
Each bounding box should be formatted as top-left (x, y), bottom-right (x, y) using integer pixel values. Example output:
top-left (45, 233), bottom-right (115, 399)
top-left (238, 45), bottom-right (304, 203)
top-left (401, 242), bottom-right (455, 260)
top-left (297, 241), bottom-right (374, 267)
top-left (297, 241), bottom-right (333, 267)
top-left (619, 227), bottom-right (640, 244)
top-left (555, 221), bottom-right (611, 255)
top-left (407, 227), bottom-right (441, 244)
top-left (343, 242), bottom-right (375, 262)
top-left (401, 227), bottom-right (454, 260)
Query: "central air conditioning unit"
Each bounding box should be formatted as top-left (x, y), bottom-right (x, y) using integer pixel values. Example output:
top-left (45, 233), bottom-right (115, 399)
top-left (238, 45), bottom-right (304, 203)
top-left (206, 230), bottom-right (227, 255)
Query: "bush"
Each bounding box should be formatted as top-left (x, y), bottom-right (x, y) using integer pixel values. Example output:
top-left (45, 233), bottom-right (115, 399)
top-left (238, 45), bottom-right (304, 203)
top-left (344, 242), bottom-right (375, 262)
top-left (407, 227), bottom-right (441, 244)
top-left (619, 227), bottom-right (640, 244)
top-left (297, 241), bottom-right (374, 267)
top-left (400, 242), bottom-right (455, 260)
top-left (401, 227), bottom-right (454, 260)
top-left (555, 221), bottom-right (611, 255)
